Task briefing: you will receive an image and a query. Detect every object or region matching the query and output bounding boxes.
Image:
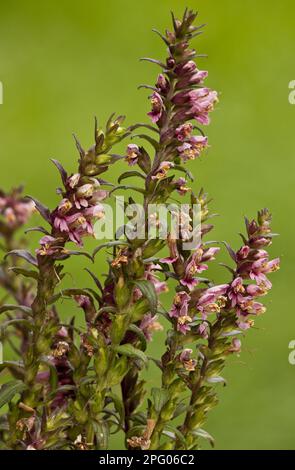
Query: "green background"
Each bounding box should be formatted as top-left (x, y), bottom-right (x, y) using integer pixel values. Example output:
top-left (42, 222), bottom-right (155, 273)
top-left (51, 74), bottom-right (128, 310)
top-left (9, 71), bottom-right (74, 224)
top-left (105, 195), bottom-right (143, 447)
top-left (0, 0), bottom-right (294, 450)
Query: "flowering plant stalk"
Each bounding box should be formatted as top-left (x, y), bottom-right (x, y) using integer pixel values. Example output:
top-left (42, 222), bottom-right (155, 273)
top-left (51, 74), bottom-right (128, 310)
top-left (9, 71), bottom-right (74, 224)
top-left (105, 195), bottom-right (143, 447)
top-left (0, 9), bottom-right (279, 451)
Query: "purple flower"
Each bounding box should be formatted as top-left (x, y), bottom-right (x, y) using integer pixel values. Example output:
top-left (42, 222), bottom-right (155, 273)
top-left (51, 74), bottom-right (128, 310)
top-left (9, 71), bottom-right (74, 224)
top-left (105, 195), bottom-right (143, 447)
top-left (248, 257), bottom-right (280, 289)
top-left (174, 177), bottom-right (190, 196)
top-left (0, 189), bottom-right (35, 230)
top-left (147, 92), bottom-right (164, 123)
top-left (198, 321), bottom-right (209, 339)
top-left (125, 144), bottom-right (140, 166)
top-left (175, 123), bottom-right (193, 141)
top-left (228, 338), bottom-right (242, 353)
top-left (180, 247), bottom-right (219, 290)
top-left (140, 313), bottom-right (163, 341)
top-left (151, 161), bottom-right (174, 180)
top-left (36, 235), bottom-right (60, 257)
top-left (169, 292), bottom-right (193, 334)
top-left (156, 74), bottom-right (169, 95)
top-left (179, 348), bottom-right (196, 371)
top-left (228, 277), bottom-right (245, 307)
top-left (169, 291), bottom-right (191, 318)
top-left (174, 60), bottom-right (197, 76)
top-left (177, 136), bottom-right (208, 161)
top-left (145, 264), bottom-right (168, 294)
top-left (176, 69), bottom-right (208, 89)
top-left (191, 89), bottom-right (218, 125)
top-left (237, 245), bottom-right (250, 260)
top-left (67, 173), bottom-right (80, 189)
top-left (196, 284), bottom-right (228, 319)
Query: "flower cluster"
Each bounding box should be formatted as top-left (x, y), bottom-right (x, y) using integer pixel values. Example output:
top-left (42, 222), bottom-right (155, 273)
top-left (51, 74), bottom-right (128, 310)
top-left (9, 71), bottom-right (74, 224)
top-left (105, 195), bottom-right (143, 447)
top-left (0, 10), bottom-right (280, 452)
top-left (0, 187), bottom-right (35, 233)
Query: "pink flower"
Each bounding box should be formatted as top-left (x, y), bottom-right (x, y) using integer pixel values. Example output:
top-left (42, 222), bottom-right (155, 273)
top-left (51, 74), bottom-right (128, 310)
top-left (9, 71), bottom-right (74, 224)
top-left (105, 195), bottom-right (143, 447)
top-left (228, 277), bottom-right (245, 307)
top-left (196, 284), bottom-right (228, 319)
top-left (0, 190), bottom-right (35, 229)
top-left (174, 60), bottom-right (196, 76)
top-left (248, 257), bottom-right (280, 289)
top-left (83, 203), bottom-right (104, 219)
top-left (147, 92), bottom-right (164, 123)
top-left (145, 264), bottom-right (168, 295)
top-left (140, 313), bottom-right (163, 341)
top-left (169, 291), bottom-right (191, 318)
top-left (169, 291), bottom-right (192, 335)
top-left (246, 284), bottom-right (268, 297)
top-left (67, 173), bottom-right (80, 189)
top-left (175, 123), bottom-right (193, 141)
top-left (125, 144), bottom-right (140, 166)
top-left (160, 235), bottom-right (180, 265)
top-left (237, 245), bottom-right (250, 260)
top-left (151, 161), bottom-right (174, 180)
top-left (179, 348), bottom-right (197, 371)
top-left (191, 89), bottom-right (218, 125)
top-left (36, 235), bottom-right (60, 257)
top-left (156, 74), bottom-right (169, 94)
top-left (228, 338), bottom-right (242, 353)
top-left (177, 136), bottom-right (208, 161)
top-left (180, 247), bottom-right (218, 290)
top-left (176, 69), bottom-right (208, 89)
top-left (175, 177), bottom-right (190, 196)
top-left (198, 321), bottom-right (209, 339)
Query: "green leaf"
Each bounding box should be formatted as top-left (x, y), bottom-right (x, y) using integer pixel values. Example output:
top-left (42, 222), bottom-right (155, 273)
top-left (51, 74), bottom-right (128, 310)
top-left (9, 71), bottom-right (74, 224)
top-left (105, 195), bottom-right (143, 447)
top-left (0, 361), bottom-right (25, 380)
top-left (113, 344), bottom-right (148, 365)
top-left (0, 304), bottom-right (33, 316)
top-left (5, 250), bottom-right (38, 267)
top-left (206, 376), bottom-right (227, 385)
top-left (191, 428), bottom-right (215, 448)
top-left (26, 196), bottom-right (51, 223)
top-left (151, 388), bottom-right (170, 413)
top-left (173, 401), bottom-right (189, 419)
top-left (92, 240), bottom-right (129, 258)
top-left (128, 324), bottom-right (147, 351)
top-left (25, 226), bottom-right (50, 236)
top-left (40, 356), bottom-right (58, 392)
top-left (133, 279), bottom-right (158, 314)
top-left (84, 268), bottom-right (103, 292)
top-left (118, 171), bottom-right (146, 184)
top-left (131, 134), bottom-right (159, 150)
top-left (222, 241), bottom-right (237, 262)
top-left (93, 421), bottom-right (109, 450)
top-left (107, 392), bottom-right (125, 426)
top-left (174, 165), bottom-right (194, 181)
top-left (0, 380), bottom-right (26, 408)
top-left (51, 159), bottom-right (68, 184)
top-left (64, 250), bottom-right (93, 262)
top-left (109, 185), bottom-right (146, 196)
top-left (9, 267), bottom-right (39, 280)
top-left (163, 424), bottom-right (187, 449)
top-left (0, 318), bottom-right (34, 334)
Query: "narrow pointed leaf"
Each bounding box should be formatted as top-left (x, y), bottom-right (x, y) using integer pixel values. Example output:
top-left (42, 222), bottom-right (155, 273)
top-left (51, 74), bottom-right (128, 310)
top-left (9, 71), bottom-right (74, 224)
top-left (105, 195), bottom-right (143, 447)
top-left (93, 240), bottom-right (129, 258)
top-left (51, 159), bottom-right (68, 184)
top-left (0, 380), bottom-right (27, 408)
top-left (113, 344), bottom-right (148, 365)
top-left (9, 267), bottom-right (39, 280)
top-left (0, 304), bottom-right (33, 316)
top-left (133, 280), bottom-right (158, 314)
top-left (4, 250), bottom-right (38, 267)
top-left (118, 171), bottom-right (146, 184)
top-left (26, 197), bottom-right (51, 223)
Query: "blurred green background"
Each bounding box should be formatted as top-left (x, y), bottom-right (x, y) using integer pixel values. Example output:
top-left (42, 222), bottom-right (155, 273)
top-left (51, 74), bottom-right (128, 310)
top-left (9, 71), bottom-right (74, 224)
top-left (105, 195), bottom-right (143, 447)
top-left (0, 0), bottom-right (294, 450)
